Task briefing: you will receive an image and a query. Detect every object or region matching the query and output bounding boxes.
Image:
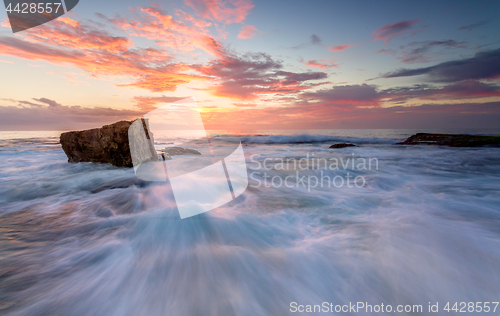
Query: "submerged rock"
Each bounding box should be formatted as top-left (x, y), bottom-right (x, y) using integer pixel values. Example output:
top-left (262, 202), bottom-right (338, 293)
top-left (397, 133), bottom-right (500, 147)
top-left (163, 147), bottom-right (201, 156)
top-left (60, 120), bottom-right (134, 167)
top-left (90, 177), bottom-right (149, 193)
top-left (329, 143), bottom-right (356, 148)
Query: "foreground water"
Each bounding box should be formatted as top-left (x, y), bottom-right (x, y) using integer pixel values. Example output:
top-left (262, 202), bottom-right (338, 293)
top-left (0, 129), bottom-right (500, 315)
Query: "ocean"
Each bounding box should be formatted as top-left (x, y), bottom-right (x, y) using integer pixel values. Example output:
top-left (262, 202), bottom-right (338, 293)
top-left (1, 129), bottom-right (500, 315)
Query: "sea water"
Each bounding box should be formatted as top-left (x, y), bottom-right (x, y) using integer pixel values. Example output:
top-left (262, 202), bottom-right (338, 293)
top-left (0, 129), bottom-right (499, 315)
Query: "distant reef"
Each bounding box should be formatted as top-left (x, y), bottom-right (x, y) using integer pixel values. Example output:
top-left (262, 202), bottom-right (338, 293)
top-left (398, 133), bottom-right (500, 147)
top-left (60, 120), bottom-right (134, 167)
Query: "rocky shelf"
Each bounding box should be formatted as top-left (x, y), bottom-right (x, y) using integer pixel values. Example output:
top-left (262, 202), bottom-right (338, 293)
top-left (397, 133), bottom-right (500, 147)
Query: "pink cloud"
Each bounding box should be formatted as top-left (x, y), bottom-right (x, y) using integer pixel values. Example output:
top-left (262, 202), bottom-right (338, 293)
top-left (238, 25), bottom-right (258, 39)
top-left (184, 0), bottom-right (254, 24)
top-left (0, 29), bottom-right (201, 93)
top-left (303, 59), bottom-right (337, 69)
top-left (329, 44), bottom-right (352, 52)
top-left (0, 12), bottom-right (329, 98)
top-left (372, 20), bottom-right (421, 44)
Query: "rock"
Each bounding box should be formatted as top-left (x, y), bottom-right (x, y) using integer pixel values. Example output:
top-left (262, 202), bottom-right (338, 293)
top-left (397, 133), bottom-right (500, 147)
top-left (90, 177), bottom-right (149, 193)
top-left (60, 120), bottom-right (204, 167)
top-left (60, 120), bottom-right (134, 167)
top-left (329, 143), bottom-right (356, 148)
top-left (163, 147), bottom-right (201, 156)
top-left (128, 118), bottom-right (163, 167)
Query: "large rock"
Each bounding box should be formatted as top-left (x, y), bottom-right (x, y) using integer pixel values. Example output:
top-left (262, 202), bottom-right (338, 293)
top-left (60, 120), bottom-right (134, 167)
top-left (397, 133), bottom-right (500, 147)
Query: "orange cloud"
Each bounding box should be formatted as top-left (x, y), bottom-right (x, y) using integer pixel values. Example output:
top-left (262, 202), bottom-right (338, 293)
top-left (238, 25), bottom-right (258, 39)
top-left (110, 7), bottom-right (226, 58)
top-left (25, 17), bottom-right (131, 53)
top-left (0, 33), bottom-right (201, 92)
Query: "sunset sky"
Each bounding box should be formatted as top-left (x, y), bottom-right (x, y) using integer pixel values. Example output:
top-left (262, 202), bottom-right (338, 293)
top-left (0, 0), bottom-right (499, 131)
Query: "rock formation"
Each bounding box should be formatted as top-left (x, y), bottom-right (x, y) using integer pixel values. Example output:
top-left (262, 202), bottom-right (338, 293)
top-left (60, 120), bottom-right (134, 167)
top-left (60, 120), bottom-right (204, 168)
top-left (397, 133), bottom-right (500, 147)
top-left (329, 143), bottom-right (356, 148)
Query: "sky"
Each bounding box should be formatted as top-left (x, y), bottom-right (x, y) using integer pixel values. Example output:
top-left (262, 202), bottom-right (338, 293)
top-left (0, 0), bottom-right (499, 131)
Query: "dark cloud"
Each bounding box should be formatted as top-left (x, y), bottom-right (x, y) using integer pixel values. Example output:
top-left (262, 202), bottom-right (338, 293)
top-left (382, 48), bottom-right (500, 82)
top-left (280, 72), bottom-right (327, 85)
top-left (0, 98), bottom-right (141, 131)
top-left (34, 98), bottom-right (63, 108)
top-left (398, 40), bottom-right (467, 64)
top-left (376, 49), bottom-right (397, 56)
top-left (310, 35), bottom-right (322, 45)
top-left (299, 81), bottom-right (500, 106)
top-left (194, 52), bottom-right (327, 99)
top-left (383, 81), bottom-right (500, 102)
top-left (302, 84), bottom-right (379, 106)
top-left (458, 21), bottom-right (488, 31)
top-left (291, 34), bottom-right (322, 50)
top-left (372, 20), bottom-right (421, 44)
